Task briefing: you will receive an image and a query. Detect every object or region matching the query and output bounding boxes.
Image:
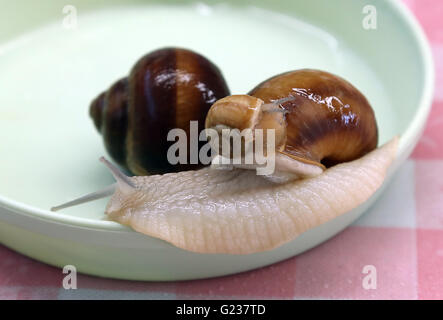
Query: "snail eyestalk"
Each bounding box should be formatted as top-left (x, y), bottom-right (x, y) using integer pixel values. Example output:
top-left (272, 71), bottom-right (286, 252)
top-left (50, 184), bottom-right (116, 212)
top-left (99, 157), bottom-right (136, 192)
top-left (51, 157), bottom-right (135, 212)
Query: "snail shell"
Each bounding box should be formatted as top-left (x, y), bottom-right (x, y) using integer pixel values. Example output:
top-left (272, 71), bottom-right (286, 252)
top-left (206, 69), bottom-right (378, 179)
top-left (90, 47), bottom-right (230, 175)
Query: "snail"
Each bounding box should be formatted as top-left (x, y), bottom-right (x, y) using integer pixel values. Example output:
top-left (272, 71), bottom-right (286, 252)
top-left (52, 69), bottom-right (398, 255)
top-left (205, 69), bottom-right (378, 181)
top-left (90, 47), bottom-right (230, 175)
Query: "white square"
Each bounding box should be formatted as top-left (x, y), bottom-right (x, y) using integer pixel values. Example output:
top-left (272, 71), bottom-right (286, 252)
top-left (353, 160), bottom-right (416, 228)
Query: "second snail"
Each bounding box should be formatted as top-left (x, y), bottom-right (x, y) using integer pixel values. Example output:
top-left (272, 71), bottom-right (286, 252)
top-left (53, 47), bottom-right (398, 255)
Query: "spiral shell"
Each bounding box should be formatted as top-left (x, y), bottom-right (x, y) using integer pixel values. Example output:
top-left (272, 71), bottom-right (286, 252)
top-left (90, 47), bottom-right (230, 175)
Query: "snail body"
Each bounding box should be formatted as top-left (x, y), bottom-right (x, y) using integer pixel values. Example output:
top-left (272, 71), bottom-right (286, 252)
top-left (90, 47), bottom-right (230, 175)
top-left (52, 139), bottom-right (398, 254)
top-left (206, 69), bottom-right (378, 180)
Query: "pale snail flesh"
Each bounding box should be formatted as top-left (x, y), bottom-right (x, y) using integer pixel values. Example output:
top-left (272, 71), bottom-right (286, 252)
top-left (205, 69), bottom-right (378, 181)
top-left (51, 138), bottom-right (398, 254)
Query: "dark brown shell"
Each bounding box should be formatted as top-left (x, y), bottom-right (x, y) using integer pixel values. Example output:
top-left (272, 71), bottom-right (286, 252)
top-left (90, 48), bottom-right (230, 175)
top-left (249, 69), bottom-right (378, 167)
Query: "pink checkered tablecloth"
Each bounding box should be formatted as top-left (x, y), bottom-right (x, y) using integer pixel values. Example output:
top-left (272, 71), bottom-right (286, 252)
top-left (1, 0), bottom-right (442, 300)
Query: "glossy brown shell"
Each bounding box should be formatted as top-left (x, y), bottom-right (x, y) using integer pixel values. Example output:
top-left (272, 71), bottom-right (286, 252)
top-left (90, 48), bottom-right (230, 175)
top-left (249, 69), bottom-right (378, 167)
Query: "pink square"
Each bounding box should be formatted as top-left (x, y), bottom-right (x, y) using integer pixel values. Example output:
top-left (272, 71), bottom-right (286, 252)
top-left (176, 257), bottom-right (297, 299)
top-left (76, 273), bottom-right (176, 293)
top-left (417, 229), bottom-right (443, 299)
top-left (431, 45), bottom-right (443, 102)
top-left (0, 286), bottom-right (59, 300)
top-left (0, 246), bottom-right (175, 295)
top-left (412, 101), bottom-right (443, 159)
top-left (415, 160), bottom-right (443, 229)
top-left (293, 226), bottom-right (417, 299)
top-left (411, 0), bottom-right (443, 44)
top-left (0, 245), bottom-right (61, 288)
top-left (402, 0), bottom-right (415, 11)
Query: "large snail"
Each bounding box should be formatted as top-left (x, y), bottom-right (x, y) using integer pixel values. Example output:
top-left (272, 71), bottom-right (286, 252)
top-left (90, 47), bottom-right (230, 175)
top-left (205, 69), bottom-right (378, 181)
top-left (52, 68), bottom-right (398, 255)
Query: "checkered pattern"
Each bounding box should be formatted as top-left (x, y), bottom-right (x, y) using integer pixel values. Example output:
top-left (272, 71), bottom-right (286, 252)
top-left (1, 0), bottom-right (442, 300)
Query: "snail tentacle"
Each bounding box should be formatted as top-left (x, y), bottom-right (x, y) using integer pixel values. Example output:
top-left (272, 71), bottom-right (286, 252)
top-left (51, 157), bottom-right (135, 212)
top-left (50, 183), bottom-right (116, 212)
top-left (99, 157), bottom-right (135, 192)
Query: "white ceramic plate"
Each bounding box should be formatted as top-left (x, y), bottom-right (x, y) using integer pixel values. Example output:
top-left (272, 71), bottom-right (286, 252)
top-left (0, 0), bottom-right (434, 280)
